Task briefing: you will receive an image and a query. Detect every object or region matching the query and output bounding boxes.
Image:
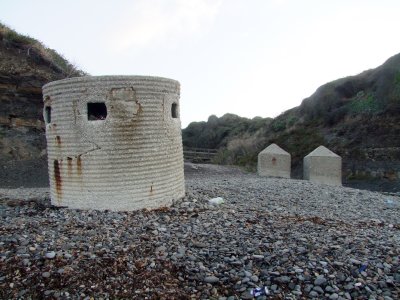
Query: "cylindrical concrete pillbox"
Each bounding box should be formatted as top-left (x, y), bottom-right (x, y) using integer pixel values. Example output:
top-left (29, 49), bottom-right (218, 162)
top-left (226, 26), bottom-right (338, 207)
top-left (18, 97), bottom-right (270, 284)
top-left (42, 76), bottom-right (185, 211)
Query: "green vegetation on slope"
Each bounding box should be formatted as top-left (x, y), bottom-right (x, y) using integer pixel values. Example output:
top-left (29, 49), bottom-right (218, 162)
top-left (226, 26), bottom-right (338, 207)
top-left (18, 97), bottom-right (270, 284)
top-left (182, 53), bottom-right (400, 176)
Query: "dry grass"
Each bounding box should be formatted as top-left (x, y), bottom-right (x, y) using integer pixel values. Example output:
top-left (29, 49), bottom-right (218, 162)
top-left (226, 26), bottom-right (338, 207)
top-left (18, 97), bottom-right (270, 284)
top-left (0, 22), bottom-right (86, 77)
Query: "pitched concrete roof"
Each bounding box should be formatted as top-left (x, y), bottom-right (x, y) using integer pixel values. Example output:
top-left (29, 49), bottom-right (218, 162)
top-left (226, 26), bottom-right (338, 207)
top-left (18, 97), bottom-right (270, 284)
top-left (305, 145), bottom-right (340, 158)
top-left (260, 143), bottom-right (290, 156)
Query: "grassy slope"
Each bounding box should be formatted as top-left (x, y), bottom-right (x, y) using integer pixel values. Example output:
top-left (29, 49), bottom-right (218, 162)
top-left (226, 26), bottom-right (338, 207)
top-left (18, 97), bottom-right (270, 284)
top-left (0, 22), bottom-right (85, 77)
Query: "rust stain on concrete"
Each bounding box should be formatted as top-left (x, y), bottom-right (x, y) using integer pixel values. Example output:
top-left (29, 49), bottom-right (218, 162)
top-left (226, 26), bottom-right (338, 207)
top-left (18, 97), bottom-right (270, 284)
top-left (56, 135), bottom-right (61, 146)
top-left (54, 159), bottom-right (62, 200)
top-left (77, 155), bottom-right (82, 176)
top-left (67, 157), bottom-right (73, 176)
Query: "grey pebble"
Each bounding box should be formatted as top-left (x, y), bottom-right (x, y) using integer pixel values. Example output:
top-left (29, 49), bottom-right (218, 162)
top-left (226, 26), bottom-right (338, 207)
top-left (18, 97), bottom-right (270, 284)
top-left (204, 276), bottom-right (219, 283)
top-left (313, 286), bottom-right (324, 294)
top-left (244, 270), bottom-right (252, 277)
top-left (309, 291), bottom-right (319, 297)
top-left (349, 258), bottom-right (361, 265)
top-left (45, 251), bottom-right (56, 259)
top-left (276, 276), bottom-right (291, 283)
top-left (250, 275), bottom-right (259, 282)
top-left (295, 268), bottom-right (304, 273)
top-left (314, 276), bottom-right (327, 286)
top-left (240, 291), bottom-right (254, 299)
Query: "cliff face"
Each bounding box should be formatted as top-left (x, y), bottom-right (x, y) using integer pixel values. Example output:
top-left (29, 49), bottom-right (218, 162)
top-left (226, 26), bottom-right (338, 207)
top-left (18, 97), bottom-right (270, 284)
top-left (0, 24), bottom-right (84, 187)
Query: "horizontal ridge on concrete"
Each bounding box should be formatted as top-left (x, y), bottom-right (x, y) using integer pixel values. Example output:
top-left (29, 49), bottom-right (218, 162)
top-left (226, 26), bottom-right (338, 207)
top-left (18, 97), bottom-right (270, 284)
top-left (43, 75), bottom-right (180, 95)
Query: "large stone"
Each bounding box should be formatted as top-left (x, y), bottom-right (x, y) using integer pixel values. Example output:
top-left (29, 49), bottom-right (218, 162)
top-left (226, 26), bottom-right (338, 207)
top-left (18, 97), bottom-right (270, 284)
top-left (303, 146), bottom-right (342, 186)
top-left (258, 143), bottom-right (291, 178)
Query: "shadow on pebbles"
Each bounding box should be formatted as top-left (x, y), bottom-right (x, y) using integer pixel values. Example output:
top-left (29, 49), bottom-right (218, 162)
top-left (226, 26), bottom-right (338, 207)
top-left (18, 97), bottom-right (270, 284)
top-left (0, 163), bottom-right (399, 299)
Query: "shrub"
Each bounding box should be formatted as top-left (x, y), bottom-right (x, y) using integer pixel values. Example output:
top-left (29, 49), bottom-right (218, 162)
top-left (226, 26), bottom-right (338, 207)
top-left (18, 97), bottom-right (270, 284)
top-left (347, 92), bottom-right (382, 114)
top-left (287, 115), bottom-right (298, 127)
top-left (271, 119), bottom-right (286, 132)
top-left (395, 71), bottom-right (400, 85)
top-left (213, 135), bottom-right (266, 170)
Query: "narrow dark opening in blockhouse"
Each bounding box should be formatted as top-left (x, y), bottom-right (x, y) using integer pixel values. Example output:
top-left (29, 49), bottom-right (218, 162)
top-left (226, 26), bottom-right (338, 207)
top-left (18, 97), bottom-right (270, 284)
top-left (88, 102), bottom-right (107, 121)
top-left (45, 106), bottom-right (51, 123)
top-left (171, 103), bottom-right (178, 118)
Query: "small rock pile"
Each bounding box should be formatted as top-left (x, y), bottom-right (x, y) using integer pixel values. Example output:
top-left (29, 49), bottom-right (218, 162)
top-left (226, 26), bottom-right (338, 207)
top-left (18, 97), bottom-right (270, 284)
top-left (0, 163), bottom-right (399, 299)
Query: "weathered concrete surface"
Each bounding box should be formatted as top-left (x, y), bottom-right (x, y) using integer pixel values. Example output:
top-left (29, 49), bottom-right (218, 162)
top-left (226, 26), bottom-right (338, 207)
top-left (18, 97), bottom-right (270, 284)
top-left (258, 143), bottom-right (291, 178)
top-left (43, 76), bottom-right (185, 211)
top-left (304, 145), bottom-right (342, 186)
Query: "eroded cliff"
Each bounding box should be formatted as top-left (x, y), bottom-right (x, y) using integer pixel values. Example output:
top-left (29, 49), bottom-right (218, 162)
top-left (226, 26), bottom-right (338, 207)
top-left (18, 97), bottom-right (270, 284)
top-left (0, 23), bottom-right (84, 187)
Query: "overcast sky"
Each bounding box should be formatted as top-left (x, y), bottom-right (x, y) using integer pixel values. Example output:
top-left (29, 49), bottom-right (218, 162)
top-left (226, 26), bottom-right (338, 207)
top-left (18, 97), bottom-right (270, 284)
top-left (2, 0), bottom-right (400, 127)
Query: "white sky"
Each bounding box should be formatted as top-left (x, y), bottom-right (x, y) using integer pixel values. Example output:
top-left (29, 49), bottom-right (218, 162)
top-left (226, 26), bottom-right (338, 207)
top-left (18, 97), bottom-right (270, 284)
top-left (1, 0), bottom-right (400, 127)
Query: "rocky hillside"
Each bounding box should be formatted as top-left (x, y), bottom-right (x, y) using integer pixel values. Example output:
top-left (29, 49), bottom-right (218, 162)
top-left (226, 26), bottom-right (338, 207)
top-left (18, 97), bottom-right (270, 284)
top-left (183, 114), bottom-right (272, 150)
top-left (183, 53), bottom-right (400, 192)
top-left (0, 23), bottom-right (84, 187)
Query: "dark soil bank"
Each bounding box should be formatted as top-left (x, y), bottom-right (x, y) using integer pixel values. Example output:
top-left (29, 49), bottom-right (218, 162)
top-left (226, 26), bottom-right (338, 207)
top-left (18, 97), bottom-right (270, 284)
top-left (0, 158), bottom-right (49, 188)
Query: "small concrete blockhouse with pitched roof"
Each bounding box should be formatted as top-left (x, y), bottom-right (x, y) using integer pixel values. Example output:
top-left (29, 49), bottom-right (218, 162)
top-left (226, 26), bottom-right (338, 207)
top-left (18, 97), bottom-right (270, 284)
top-left (257, 143), bottom-right (291, 178)
top-left (303, 145), bottom-right (342, 186)
top-left (42, 75), bottom-right (185, 211)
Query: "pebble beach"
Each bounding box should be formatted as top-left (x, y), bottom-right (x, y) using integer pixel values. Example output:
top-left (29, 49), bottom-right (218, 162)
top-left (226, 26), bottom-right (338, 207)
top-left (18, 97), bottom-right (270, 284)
top-left (0, 163), bottom-right (399, 299)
